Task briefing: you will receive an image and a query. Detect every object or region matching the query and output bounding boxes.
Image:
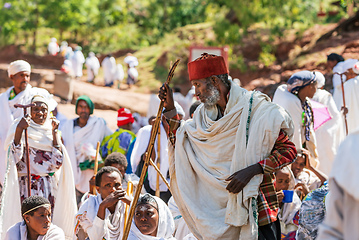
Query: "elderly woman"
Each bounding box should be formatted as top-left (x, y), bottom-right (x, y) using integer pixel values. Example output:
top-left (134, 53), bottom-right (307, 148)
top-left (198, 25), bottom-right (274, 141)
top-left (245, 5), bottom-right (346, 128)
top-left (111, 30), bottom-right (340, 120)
top-left (1, 95), bottom-right (76, 239)
top-left (273, 71), bottom-right (319, 166)
top-left (128, 194), bottom-right (176, 240)
top-left (4, 196), bottom-right (65, 240)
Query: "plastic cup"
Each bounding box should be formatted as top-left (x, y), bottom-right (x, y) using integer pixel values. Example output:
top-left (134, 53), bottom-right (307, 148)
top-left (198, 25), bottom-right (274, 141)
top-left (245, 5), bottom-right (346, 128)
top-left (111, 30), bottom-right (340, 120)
top-left (282, 190), bottom-right (294, 203)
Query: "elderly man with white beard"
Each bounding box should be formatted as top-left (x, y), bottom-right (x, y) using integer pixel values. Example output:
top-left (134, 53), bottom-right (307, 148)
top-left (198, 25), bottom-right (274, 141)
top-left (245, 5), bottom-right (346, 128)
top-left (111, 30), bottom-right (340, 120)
top-left (158, 53), bottom-right (297, 240)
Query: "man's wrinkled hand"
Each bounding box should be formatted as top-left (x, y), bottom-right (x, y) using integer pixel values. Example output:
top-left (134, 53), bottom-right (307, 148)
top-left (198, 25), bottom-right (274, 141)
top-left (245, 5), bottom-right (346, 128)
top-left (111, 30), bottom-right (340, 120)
top-left (225, 164), bottom-right (263, 194)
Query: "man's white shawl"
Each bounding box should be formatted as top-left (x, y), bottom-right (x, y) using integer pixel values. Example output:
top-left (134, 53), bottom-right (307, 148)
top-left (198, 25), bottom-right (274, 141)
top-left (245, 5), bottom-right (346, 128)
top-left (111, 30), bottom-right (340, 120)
top-left (75, 194), bottom-right (125, 240)
top-left (169, 83), bottom-right (294, 240)
top-left (62, 116), bottom-right (112, 193)
top-left (4, 221), bottom-right (65, 240)
top-left (273, 84), bottom-right (318, 166)
top-left (0, 118), bottom-right (77, 240)
top-left (0, 85), bottom-right (52, 185)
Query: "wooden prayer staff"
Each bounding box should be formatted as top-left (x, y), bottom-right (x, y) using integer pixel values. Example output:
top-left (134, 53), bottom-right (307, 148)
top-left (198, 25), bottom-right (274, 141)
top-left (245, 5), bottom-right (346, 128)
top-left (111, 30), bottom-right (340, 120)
top-left (122, 59), bottom-right (180, 240)
top-left (124, 181), bottom-right (134, 232)
top-left (14, 103), bottom-right (36, 197)
top-left (335, 72), bottom-right (349, 135)
top-left (92, 141), bottom-right (101, 195)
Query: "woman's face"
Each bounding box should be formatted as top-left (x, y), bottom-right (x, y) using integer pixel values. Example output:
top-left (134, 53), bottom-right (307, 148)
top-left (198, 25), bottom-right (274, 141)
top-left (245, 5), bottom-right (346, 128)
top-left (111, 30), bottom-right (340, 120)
top-left (291, 155), bottom-right (306, 178)
top-left (134, 203), bottom-right (159, 237)
top-left (24, 206), bottom-right (51, 236)
top-left (31, 102), bottom-right (48, 125)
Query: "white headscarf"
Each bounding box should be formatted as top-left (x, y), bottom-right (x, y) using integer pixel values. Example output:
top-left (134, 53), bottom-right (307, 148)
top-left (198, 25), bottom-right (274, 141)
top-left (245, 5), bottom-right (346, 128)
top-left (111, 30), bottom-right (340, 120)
top-left (314, 71), bottom-right (325, 89)
top-left (8, 60), bottom-right (31, 78)
top-left (129, 195), bottom-right (175, 240)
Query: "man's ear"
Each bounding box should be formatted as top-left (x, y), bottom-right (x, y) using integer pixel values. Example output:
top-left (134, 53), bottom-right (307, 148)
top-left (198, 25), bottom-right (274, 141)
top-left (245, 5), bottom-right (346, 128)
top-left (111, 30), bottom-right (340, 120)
top-left (96, 186), bottom-right (100, 194)
top-left (210, 75), bottom-right (220, 87)
top-left (23, 215), bottom-right (30, 223)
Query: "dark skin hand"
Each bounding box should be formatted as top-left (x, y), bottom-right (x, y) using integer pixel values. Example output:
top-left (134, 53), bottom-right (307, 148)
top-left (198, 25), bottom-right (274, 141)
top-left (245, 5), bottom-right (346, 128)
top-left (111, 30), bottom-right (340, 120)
top-left (158, 83), bottom-right (175, 112)
top-left (226, 163), bottom-right (264, 194)
top-left (97, 189), bottom-right (128, 220)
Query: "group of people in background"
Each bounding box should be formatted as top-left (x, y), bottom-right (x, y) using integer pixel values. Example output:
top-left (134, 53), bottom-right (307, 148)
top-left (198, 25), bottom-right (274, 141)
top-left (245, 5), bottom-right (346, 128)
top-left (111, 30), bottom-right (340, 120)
top-left (0, 48), bottom-right (358, 240)
top-left (48, 38), bottom-right (139, 89)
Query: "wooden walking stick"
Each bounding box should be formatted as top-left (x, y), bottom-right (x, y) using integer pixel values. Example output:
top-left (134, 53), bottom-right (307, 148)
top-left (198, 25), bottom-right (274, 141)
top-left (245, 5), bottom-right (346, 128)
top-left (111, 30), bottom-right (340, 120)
top-left (14, 103), bottom-right (35, 197)
top-left (334, 72), bottom-right (349, 135)
top-left (155, 126), bottom-right (161, 197)
top-left (92, 141), bottom-right (101, 195)
top-left (122, 59), bottom-right (180, 240)
top-left (123, 181), bottom-right (134, 232)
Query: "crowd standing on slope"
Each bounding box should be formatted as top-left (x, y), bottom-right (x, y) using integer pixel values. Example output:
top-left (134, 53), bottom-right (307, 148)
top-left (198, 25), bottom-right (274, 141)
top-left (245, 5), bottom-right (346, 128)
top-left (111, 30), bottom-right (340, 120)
top-left (0, 48), bottom-right (358, 240)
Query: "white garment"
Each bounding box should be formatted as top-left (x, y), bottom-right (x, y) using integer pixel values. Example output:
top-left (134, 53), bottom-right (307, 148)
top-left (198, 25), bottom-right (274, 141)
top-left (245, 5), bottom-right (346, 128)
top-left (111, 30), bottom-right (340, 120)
top-left (115, 64), bottom-right (125, 81)
top-left (173, 92), bottom-right (190, 120)
top-left (0, 85), bottom-right (52, 185)
top-left (168, 197), bottom-right (195, 240)
top-left (62, 116), bottom-right (112, 193)
top-left (85, 56), bottom-right (100, 81)
top-left (5, 221), bottom-right (65, 240)
top-left (317, 129), bottom-right (359, 239)
top-left (332, 61), bottom-right (345, 89)
top-left (131, 124), bottom-right (170, 192)
top-left (278, 167), bottom-right (301, 234)
top-left (75, 194), bottom-right (125, 240)
top-left (71, 50), bottom-right (85, 77)
top-left (312, 89), bottom-right (345, 175)
top-left (333, 76), bottom-right (359, 134)
top-left (295, 169), bottom-right (322, 191)
top-left (0, 117), bottom-right (77, 240)
top-left (169, 84), bottom-right (294, 240)
top-left (273, 84), bottom-right (319, 166)
top-left (48, 42), bottom-right (59, 56)
top-left (102, 57), bottom-right (117, 85)
top-left (128, 196), bottom-right (175, 240)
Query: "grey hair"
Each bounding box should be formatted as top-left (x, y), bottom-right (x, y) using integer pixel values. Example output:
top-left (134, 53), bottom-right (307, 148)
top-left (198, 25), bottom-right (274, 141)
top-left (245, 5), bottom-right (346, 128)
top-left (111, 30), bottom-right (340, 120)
top-left (206, 73), bottom-right (230, 89)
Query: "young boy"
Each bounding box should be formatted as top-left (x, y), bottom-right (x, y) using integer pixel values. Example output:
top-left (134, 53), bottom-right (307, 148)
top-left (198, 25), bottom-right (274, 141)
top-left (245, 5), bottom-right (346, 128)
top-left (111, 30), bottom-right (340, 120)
top-left (5, 196), bottom-right (65, 240)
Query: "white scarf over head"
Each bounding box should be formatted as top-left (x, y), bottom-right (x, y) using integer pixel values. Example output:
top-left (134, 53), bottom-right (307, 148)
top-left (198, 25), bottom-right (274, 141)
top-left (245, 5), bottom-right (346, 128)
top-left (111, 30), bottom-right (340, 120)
top-left (128, 196), bottom-right (175, 240)
top-left (7, 60), bottom-right (31, 78)
top-left (169, 83), bottom-right (294, 240)
top-left (0, 85), bottom-right (54, 184)
top-left (0, 117), bottom-right (77, 240)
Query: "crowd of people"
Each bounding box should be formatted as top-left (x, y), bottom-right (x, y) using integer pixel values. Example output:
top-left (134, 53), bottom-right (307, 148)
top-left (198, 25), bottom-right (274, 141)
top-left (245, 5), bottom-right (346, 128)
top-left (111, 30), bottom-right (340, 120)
top-left (48, 38), bottom-right (139, 88)
top-left (0, 49), bottom-right (358, 240)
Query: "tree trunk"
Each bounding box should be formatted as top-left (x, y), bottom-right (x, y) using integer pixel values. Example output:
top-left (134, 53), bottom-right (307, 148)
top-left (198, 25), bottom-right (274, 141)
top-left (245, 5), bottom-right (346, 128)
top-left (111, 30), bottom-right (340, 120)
top-left (31, 2), bottom-right (40, 54)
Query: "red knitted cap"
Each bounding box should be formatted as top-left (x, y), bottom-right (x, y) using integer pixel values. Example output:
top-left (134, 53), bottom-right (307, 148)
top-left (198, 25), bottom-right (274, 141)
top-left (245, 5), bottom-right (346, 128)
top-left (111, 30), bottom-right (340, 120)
top-left (117, 108), bottom-right (134, 127)
top-left (188, 53), bottom-right (228, 81)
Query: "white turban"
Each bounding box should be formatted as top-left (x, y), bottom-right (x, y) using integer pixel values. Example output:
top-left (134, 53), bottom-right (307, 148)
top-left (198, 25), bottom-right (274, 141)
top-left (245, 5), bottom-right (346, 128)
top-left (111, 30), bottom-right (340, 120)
top-left (8, 60), bottom-right (31, 78)
top-left (314, 71), bottom-right (325, 89)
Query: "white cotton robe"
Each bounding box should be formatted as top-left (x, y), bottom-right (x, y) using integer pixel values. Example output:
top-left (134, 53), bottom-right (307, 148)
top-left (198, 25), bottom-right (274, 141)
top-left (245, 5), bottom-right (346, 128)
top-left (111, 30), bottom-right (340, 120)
top-left (61, 116), bottom-right (112, 193)
top-left (5, 221), bottom-right (65, 240)
top-left (333, 76), bottom-right (359, 134)
top-left (75, 194), bottom-right (125, 240)
top-left (312, 89), bottom-right (345, 175)
top-left (71, 50), bottom-right (85, 78)
top-left (317, 128), bottom-right (359, 240)
top-left (169, 83), bottom-right (294, 240)
top-left (273, 84), bottom-right (319, 166)
top-left (0, 117), bottom-right (77, 240)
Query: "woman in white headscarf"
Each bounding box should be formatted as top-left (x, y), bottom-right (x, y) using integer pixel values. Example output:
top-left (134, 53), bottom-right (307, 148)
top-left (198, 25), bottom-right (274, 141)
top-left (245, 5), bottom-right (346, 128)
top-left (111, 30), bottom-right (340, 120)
top-left (128, 194), bottom-right (176, 240)
top-left (273, 71), bottom-right (319, 166)
top-left (0, 95), bottom-right (77, 240)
